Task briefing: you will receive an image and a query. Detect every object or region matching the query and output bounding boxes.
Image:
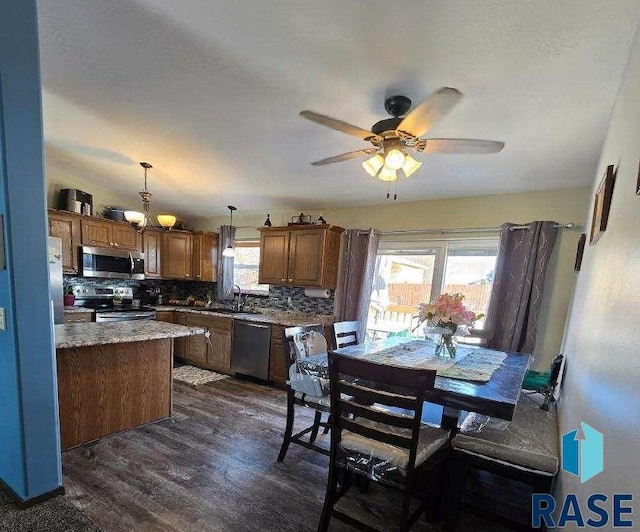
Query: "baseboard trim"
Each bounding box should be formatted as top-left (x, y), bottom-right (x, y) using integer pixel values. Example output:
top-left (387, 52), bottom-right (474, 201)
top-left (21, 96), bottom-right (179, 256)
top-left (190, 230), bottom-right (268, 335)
top-left (0, 478), bottom-right (65, 509)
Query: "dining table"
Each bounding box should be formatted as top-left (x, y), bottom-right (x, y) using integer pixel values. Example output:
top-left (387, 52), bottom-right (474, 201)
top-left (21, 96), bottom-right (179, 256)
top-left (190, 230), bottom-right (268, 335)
top-left (316, 336), bottom-right (531, 430)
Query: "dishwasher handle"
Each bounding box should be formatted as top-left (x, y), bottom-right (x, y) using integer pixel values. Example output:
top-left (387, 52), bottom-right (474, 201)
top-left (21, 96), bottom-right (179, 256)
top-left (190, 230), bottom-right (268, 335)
top-left (236, 322), bottom-right (270, 329)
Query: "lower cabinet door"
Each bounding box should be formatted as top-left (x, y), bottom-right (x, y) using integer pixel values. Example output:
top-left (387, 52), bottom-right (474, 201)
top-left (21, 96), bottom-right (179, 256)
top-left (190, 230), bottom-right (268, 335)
top-left (185, 333), bottom-right (208, 366)
top-left (207, 328), bottom-right (232, 373)
top-left (173, 313), bottom-right (187, 358)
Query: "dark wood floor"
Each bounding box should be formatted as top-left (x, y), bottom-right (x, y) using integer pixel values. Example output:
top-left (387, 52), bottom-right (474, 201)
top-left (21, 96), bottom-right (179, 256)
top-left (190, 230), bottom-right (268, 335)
top-left (62, 377), bottom-right (516, 531)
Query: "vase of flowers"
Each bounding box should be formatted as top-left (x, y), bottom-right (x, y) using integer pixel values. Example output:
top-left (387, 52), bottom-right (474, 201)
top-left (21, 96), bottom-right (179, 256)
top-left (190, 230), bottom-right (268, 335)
top-left (416, 293), bottom-right (483, 358)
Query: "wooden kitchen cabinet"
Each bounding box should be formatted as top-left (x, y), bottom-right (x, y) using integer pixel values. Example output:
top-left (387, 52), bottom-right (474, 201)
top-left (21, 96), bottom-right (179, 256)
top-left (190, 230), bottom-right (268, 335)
top-left (258, 225), bottom-right (344, 288)
top-left (173, 312), bottom-right (187, 359)
top-left (48, 209), bottom-right (82, 274)
top-left (175, 313), bottom-right (232, 373)
top-left (269, 325), bottom-right (287, 387)
top-left (161, 231), bottom-right (193, 279)
top-left (143, 229), bottom-right (162, 278)
top-left (64, 310), bottom-right (94, 323)
top-left (207, 327), bottom-right (232, 373)
top-left (192, 231), bottom-right (218, 282)
top-left (155, 311), bottom-right (174, 323)
top-left (81, 218), bottom-right (139, 251)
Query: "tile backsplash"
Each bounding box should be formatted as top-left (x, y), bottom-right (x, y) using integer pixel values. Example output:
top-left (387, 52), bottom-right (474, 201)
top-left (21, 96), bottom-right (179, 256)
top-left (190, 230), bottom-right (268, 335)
top-left (63, 276), bottom-right (335, 315)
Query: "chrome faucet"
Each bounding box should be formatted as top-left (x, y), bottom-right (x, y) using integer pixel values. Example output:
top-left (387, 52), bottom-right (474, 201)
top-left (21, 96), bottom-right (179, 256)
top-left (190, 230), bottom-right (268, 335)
top-left (231, 285), bottom-right (242, 311)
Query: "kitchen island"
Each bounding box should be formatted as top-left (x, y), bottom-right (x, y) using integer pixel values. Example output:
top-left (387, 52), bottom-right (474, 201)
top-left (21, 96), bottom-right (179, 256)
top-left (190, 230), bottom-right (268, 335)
top-left (55, 321), bottom-right (204, 450)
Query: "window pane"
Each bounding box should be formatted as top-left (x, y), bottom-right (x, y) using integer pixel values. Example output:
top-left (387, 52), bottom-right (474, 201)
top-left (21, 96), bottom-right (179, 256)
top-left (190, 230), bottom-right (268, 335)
top-left (367, 252), bottom-right (437, 340)
top-left (233, 245), bottom-right (269, 292)
top-left (442, 247), bottom-right (496, 328)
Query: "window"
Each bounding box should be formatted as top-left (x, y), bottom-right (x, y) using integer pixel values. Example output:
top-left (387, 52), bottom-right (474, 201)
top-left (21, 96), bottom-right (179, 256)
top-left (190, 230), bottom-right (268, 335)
top-left (233, 242), bottom-right (269, 293)
top-left (366, 238), bottom-right (498, 340)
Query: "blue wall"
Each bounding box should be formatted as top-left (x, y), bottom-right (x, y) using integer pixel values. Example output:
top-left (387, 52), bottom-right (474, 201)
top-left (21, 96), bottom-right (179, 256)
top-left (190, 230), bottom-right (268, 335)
top-left (0, 0), bottom-right (62, 501)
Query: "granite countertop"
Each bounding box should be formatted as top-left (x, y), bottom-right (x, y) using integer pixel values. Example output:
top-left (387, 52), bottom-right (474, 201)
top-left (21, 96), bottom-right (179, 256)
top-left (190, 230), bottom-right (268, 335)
top-left (55, 321), bottom-right (205, 349)
top-left (151, 306), bottom-right (334, 327)
top-left (63, 306), bottom-right (95, 314)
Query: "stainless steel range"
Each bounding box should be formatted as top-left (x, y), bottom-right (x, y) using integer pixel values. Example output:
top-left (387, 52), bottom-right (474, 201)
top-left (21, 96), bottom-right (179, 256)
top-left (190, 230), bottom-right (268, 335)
top-left (72, 286), bottom-right (157, 322)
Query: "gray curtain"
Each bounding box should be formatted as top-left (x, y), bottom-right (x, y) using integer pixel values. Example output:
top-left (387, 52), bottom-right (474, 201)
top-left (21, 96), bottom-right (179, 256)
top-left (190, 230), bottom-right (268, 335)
top-left (335, 229), bottom-right (380, 343)
top-left (217, 225), bottom-right (236, 301)
top-left (486, 221), bottom-right (558, 353)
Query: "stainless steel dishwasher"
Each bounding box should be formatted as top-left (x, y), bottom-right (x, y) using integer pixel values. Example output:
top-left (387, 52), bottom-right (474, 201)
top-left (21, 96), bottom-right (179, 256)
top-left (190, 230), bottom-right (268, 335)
top-left (232, 320), bottom-right (272, 380)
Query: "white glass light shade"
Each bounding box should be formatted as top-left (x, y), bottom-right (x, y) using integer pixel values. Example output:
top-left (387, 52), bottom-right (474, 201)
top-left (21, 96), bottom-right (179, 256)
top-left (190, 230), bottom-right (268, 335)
top-left (402, 154), bottom-right (423, 177)
top-left (378, 166), bottom-right (398, 182)
top-left (157, 214), bottom-right (177, 228)
top-left (222, 245), bottom-right (235, 257)
top-left (384, 149), bottom-right (406, 170)
top-left (362, 154), bottom-right (384, 177)
top-left (124, 210), bottom-right (145, 225)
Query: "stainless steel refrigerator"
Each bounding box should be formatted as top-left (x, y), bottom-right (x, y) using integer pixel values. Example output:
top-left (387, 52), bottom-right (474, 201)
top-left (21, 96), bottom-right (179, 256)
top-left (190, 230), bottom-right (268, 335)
top-left (48, 236), bottom-right (64, 324)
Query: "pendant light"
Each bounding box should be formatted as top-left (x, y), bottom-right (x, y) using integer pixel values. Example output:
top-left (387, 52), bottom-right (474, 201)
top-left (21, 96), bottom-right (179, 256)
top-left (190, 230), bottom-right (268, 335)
top-left (222, 205), bottom-right (237, 257)
top-left (124, 162), bottom-right (177, 233)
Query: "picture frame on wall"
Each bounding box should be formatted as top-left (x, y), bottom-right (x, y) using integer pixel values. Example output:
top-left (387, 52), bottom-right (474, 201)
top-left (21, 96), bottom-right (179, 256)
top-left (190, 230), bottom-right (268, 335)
top-left (574, 233), bottom-right (586, 272)
top-left (590, 164), bottom-right (616, 245)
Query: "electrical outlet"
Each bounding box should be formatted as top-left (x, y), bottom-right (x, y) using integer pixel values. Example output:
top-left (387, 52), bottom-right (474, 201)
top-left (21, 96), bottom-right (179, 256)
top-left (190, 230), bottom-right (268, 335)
top-left (0, 308), bottom-right (6, 330)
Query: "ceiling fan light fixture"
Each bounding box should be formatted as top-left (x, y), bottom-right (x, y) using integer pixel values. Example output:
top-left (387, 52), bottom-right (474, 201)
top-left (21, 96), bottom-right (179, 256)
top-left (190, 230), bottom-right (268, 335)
top-left (222, 245), bottom-right (235, 258)
top-left (384, 148), bottom-right (406, 171)
top-left (157, 214), bottom-right (177, 229)
top-left (362, 154), bottom-right (384, 177)
top-left (402, 154), bottom-right (422, 177)
top-left (378, 166), bottom-right (397, 182)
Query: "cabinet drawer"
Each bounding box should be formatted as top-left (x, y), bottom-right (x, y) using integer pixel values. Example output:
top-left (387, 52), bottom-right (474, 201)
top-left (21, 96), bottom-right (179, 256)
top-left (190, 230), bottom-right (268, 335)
top-left (155, 311), bottom-right (174, 323)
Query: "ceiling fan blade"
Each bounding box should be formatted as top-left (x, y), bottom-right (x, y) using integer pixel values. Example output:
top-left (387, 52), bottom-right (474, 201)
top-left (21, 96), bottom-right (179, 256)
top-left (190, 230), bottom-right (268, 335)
top-left (300, 111), bottom-right (380, 142)
top-left (415, 138), bottom-right (505, 154)
top-left (310, 148), bottom-right (379, 166)
top-left (396, 87), bottom-right (463, 138)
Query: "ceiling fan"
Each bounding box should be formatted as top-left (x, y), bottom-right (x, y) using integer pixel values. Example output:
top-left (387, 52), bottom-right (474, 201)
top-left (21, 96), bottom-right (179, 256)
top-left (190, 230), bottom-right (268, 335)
top-left (300, 87), bottom-right (504, 198)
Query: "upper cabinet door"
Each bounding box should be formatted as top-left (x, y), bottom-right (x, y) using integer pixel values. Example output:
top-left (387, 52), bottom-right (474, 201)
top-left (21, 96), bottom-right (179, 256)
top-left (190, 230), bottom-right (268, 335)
top-left (259, 230), bottom-right (290, 284)
top-left (258, 225), bottom-right (344, 288)
top-left (81, 219), bottom-right (112, 247)
top-left (143, 230), bottom-right (161, 278)
top-left (111, 224), bottom-right (138, 250)
top-left (162, 231), bottom-right (193, 279)
top-left (288, 229), bottom-right (325, 286)
top-left (48, 211), bottom-right (81, 273)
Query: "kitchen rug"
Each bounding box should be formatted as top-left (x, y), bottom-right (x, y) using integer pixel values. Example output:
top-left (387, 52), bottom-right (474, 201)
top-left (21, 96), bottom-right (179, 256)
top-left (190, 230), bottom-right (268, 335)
top-left (173, 365), bottom-right (230, 386)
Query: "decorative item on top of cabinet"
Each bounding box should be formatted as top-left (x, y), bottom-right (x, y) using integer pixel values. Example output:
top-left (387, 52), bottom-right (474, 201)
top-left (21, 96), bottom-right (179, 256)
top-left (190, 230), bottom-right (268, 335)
top-left (80, 217), bottom-right (139, 251)
top-left (48, 209), bottom-right (82, 273)
top-left (143, 229), bottom-right (162, 278)
top-left (192, 231), bottom-right (219, 281)
top-left (161, 230), bottom-right (193, 279)
top-left (258, 224), bottom-right (344, 288)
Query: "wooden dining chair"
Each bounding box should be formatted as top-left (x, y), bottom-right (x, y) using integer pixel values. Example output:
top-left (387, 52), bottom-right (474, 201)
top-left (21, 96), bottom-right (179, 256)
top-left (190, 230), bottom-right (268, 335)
top-left (317, 353), bottom-right (451, 532)
top-left (445, 356), bottom-right (565, 531)
top-left (332, 320), bottom-right (359, 349)
top-left (277, 325), bottom-right (331, 462)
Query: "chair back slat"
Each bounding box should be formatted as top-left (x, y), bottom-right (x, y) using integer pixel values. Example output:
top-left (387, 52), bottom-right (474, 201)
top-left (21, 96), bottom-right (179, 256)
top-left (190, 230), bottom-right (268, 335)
top-left (332, 321), bottom-right (359, 349)
top-left (340, 401), bottom-right (415, 430)
top-left (331, 353), bottom-right (436, 390)
top-left (340, 417), bottom-right (413, 449)
top-left (336, 380), bottom-right (420, 410)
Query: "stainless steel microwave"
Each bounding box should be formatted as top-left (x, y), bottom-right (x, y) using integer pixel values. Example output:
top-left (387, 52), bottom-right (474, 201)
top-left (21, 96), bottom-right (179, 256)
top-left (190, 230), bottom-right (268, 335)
top-left (80, 246), bottom-right (146, 280)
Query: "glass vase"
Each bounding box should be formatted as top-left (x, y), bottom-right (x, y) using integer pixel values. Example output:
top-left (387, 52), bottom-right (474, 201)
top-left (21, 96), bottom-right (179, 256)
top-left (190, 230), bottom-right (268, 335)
top-left (435, 333), bottom-right (457, 358)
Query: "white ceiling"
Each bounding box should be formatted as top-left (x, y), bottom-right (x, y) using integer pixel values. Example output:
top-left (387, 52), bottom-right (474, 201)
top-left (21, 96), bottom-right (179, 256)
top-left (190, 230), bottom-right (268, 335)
top-left (37, 0), bottom-right (640, 219)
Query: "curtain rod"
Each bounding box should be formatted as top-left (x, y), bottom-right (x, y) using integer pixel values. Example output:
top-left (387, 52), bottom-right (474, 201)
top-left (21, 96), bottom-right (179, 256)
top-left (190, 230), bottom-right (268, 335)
top-left (369, 222), bottom-right (576, 236)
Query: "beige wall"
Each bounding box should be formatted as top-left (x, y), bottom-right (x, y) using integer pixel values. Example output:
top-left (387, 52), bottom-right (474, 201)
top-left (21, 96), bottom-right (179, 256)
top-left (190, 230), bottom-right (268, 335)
top-left (199, 187), bottom-right (590, 369)
top-left (557, 25), bottom-right (640, 515)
